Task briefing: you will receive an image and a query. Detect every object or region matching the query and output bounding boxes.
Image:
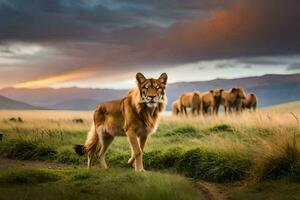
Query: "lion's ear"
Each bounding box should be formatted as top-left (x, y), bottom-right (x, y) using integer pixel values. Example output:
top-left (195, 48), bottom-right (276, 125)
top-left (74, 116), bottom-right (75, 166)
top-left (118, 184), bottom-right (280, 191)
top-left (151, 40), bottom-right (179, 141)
top-left (210, 90), bottom-right (213, 93)
top-left (220, 89), bottom-right (224, 92)
top-left (136, 72), bottom-right (146, 85)
top-left (158, 73), bottom-right (168, 85)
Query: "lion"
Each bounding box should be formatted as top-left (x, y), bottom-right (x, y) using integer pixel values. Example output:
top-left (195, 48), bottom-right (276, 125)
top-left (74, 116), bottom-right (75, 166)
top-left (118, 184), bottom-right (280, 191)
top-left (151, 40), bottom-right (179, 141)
top-left (74, 72), bottom-right (168, 171)
top-left (179, 92), bottom-right (201, 115)
top-left (201, 89), bottom-right (223, 115)
top-left (241, 93), bottom-right (258, 111)
top-left (172, 100), bottom-right (181, 115)
top-left (221, 87), bottom-right (246, 114)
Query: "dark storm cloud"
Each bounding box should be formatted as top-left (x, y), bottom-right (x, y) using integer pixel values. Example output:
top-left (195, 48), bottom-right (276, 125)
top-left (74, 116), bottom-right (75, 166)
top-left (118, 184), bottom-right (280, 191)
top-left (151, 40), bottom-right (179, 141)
top-left (102, 0), bottom-right (232, 10)
top-left (129, 0), bottom-right (300, 66)
top-left (0, 0), bottom-right (216, 43)
top-left (0, 0), bottom-right (300, 88)
top-left (0, 0), bottom-right (233, 43)
top-left (0, 0), bottom-right (136, 42)
top-left (176, 0), bottom-right (234, 10)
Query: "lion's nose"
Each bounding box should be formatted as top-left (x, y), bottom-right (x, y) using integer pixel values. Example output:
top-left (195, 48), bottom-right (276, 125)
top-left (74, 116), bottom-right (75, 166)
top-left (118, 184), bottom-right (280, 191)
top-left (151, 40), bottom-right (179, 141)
top-left (148, 95), bottom-right (156, 99)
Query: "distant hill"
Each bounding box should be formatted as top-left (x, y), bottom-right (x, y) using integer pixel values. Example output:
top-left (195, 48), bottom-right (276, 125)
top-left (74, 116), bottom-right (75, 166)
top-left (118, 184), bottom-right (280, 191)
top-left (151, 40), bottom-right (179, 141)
top-left (264, 101), bottom-right (300, 113)
top-left (49, 98), bottom-right (101, 110)
top-left (0, 87), bottom-right (127, 110)
top-left (0, 73), bottom-right (300, 110)
top-left (0, 95), bottom-right (37, 110)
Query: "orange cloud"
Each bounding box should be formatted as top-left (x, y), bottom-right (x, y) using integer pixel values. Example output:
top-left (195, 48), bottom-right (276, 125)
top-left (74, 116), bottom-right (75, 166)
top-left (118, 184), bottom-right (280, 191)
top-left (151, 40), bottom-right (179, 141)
top-left (13, 70), bottom-right (94, 88)
top-left (128, 0), bottom-right (299, 65)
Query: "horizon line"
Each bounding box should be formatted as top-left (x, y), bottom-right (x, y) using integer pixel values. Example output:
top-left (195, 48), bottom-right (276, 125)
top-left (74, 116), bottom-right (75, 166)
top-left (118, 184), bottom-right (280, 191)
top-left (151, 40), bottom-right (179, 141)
top-left (1, 72), bottom-right (299, 90)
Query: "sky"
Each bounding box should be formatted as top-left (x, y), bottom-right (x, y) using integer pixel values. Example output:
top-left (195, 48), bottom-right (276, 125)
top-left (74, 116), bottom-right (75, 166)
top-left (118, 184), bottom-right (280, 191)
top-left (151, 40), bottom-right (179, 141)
top-left (0, 0), bottom-right (300, 89)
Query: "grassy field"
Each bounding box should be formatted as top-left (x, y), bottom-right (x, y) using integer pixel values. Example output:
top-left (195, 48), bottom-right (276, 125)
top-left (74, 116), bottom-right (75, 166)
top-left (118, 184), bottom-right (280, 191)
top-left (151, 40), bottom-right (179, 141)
top-left (0, 102), bottom-right (300, 199)
top-left (221, 179), bottom-right (300, 200)
top-left (264, 100), bottom-right (300, 113)
top-left (0, 164), bottom-right (204, 200)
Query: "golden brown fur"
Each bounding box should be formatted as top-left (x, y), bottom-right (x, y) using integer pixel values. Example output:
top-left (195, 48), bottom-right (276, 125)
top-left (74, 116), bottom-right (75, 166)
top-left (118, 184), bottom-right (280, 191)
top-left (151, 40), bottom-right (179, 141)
top-left (221, 87), bottom-right (246, 114)
top-left (179, 92), bottom-right (201, 115)
top-left (242, 93), bottom-right (258, 111)
top-left (75, 73), bottom-right (168, 171)
top-left (201, 89), bottom-right (223, 115)
top-left (192, 92), bottom-right (202, 115)
top-left (172, 100), bottom-right (180, 115)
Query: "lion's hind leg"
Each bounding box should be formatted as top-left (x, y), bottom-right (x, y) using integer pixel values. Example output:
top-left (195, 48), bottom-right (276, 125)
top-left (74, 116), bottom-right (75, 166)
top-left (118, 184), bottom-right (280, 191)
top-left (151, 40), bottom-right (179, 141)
top-left (97, 129), bottom-right (114, 169)
top-left (84, 124), bottom-right (99, 169)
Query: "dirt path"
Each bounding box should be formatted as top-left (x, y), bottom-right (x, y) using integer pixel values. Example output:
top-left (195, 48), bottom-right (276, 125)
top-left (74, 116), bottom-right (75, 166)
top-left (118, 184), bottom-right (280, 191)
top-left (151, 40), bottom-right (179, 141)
top-left (0, 157), bottom-right (73, 169)
top-left (194, 180), bottom-right (229, 200)
top-left (0, 157), bottom-right (227, 200)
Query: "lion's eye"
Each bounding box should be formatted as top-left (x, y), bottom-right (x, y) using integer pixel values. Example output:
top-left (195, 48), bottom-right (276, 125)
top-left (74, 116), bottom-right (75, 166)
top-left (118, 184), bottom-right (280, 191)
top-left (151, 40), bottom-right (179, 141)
top-left (144, 86), bottom-right (149, 89)
top-left (156, 86), bottom-right (160, 89)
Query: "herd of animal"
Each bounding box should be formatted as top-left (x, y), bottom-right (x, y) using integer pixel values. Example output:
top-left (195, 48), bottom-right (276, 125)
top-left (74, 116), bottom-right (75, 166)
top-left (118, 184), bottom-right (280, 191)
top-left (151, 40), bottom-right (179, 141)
top-left (172, 87), bottom-right (258, 116)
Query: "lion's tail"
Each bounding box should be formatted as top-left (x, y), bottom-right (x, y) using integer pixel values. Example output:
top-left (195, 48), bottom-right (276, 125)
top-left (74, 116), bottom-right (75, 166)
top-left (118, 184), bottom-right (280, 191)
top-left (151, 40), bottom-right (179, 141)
top-left (74, 123), bottom-right (99, 156)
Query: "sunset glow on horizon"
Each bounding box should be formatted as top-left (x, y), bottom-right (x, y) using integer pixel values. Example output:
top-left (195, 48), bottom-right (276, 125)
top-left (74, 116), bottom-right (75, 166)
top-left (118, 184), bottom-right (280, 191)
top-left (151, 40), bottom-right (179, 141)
top-left (13, 70), bottom-right (95, 89)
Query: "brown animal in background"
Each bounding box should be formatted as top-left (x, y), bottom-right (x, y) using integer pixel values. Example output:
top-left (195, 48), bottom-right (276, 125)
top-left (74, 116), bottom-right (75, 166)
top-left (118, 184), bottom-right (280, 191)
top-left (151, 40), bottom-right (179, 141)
top-left (172, 100), bottom-right (181, 115)
top-left (201, 89), bottom-right (223, 115)
top-left (221, 87), bottom-right (246, 114)
top-left (179, 92), bottom-right (201, 115)
top-left (74, 72), bottom-right (168, 171)
top-left (192, 92), bottom-right (202, 115)
top-left (242, 93), bottom-right (258, 111)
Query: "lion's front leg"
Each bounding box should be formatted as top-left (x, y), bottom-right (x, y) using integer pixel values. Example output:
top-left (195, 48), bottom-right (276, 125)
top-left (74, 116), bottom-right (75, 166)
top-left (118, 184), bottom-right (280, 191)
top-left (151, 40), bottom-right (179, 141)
top-left (127, 132), bottom-right (144, 171)
top-left (128, 146), bottom-right (135, 165)
top-left (139, 135), bottom-right (148, 152)
top-left (128, 135), bottom-right (148, 166)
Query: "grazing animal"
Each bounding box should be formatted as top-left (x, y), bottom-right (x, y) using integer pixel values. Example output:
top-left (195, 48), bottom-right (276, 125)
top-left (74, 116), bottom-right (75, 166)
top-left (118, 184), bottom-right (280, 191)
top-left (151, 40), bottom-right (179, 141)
top-left (179, 92), bottom-right (201, 116)
top-left (172, 100), bottom-right (181, 115)
top-left (221, 87), bottom-right (246, 114)
top-left (201, 89), bottom-right (223, 115)
top-left (72, 118), bottom-right (84, 123)
top-left (74, 72), bottom-right (168, 171)
top-left (242, 93), bottom-right (258, 111)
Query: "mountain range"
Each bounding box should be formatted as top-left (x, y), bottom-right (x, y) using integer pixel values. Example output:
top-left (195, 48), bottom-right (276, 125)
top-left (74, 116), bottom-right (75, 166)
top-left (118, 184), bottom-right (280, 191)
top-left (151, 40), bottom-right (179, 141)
top-left (0, 95), bottom-right (38, 110)
top-left (0, 73), bottom-right (300, 110)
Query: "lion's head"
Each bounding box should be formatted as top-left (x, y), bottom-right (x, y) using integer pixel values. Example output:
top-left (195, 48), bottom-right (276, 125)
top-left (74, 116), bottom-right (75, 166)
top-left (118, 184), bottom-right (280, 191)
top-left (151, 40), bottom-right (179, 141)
top-left (136, 72), bottom-right (168, 108)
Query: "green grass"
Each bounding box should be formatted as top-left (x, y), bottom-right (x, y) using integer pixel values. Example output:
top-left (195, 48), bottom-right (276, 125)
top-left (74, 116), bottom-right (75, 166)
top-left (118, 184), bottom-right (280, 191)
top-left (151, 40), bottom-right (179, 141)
top-left (0, 110), bottom-right (300, 184)
top-left (0, 140), bottom-right (57, 161)
top-left (0, 138), bottom-right (252, 182)
top-left (207, 124), bottom-right (235, 133)
top-left (0, 168), bottom-right (59, 184)
top-left (221, 179), bottom-right (300, 200)
top-left (1, 109), bottom-right (300, 199)
top-left (157, 125), bottom-right (199, 137)
top-left (0, 167), bottom-right (204, 200)
top-left (176, 148), bottom-right (251, 182)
